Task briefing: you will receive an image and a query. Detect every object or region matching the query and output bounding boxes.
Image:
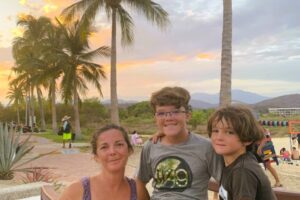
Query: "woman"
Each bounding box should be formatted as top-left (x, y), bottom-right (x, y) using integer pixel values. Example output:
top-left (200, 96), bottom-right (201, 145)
top-left (61, 115), bottom-right (72, 148)
top-left (60, 124), bottom-right (149, 200)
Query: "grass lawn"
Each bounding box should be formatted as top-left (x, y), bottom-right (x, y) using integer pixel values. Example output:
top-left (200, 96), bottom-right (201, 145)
top-left (34, 130), bottom-right (90, 143)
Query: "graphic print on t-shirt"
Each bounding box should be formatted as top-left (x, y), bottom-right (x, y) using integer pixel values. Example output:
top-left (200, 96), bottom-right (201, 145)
top-left (154, 156), bottom-right (192, 192)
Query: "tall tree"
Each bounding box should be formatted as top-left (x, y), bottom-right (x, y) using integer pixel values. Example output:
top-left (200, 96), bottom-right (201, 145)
top-left (13, 15), bottom-right (53, 130)
top-left (219, 0), bottom-right (232, 107)
top-left (61, 0), bottom-right (169, 125)
top-left (35, 22), bottom-right (67, 133)
top-left (11, 36), bottom-right (37, 128)
top-left (6, 83), bottom-right (25, 124)
top-left (56, 18), bottom-right (110, 138)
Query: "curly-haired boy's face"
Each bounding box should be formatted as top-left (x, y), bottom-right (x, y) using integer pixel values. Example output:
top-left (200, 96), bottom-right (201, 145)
top-left (154, 105), bottom-right (190, 143)
top-left (210, 118), bottom-right (250, 166)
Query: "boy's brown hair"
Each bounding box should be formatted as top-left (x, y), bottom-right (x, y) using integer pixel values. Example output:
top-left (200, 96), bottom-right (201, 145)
top-left (150, 86), bottom-right (191, 112)
top-left (207, 104), bottom-right (264, 150)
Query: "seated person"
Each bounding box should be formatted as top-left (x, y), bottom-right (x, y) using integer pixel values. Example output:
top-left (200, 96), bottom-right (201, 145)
top-left (281, 147), bottom-right (292, 162)
top-left (131, 131), bottom-right (143, 146)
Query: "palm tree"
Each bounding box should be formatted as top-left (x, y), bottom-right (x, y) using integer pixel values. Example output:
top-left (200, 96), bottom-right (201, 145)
top-left (11, 36), bottom-right (37, 128)
top-left (61, 0), bottom-right (169, 125)
top-left (33, 22), bottom-right (67, 133)
top-left (6, 83), bottom-right (25, 124)
top-left (13, 15), bottom-right (53, 130)
top-left (56, 18), bottom-right (110, 138)
top-left (219, 0), bottom-right (232, 106)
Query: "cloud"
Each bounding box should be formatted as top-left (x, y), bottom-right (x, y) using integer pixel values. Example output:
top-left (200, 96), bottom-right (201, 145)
top-left (196, 52), bottom-right (217, 61)
top-left (90, 27), bottom-right (111, 47)
top-left (0, 61), bottom-right (14, 103)
top-left (232, 79), bottom-right (300, 97)
top-left (17, 0), bottom-right (74, 18)
top-left (19, 0), bottom-right (27, 5)
top-left (0, 47), bottom-right (13, 61)
top-left (11, 27), bottom-right (24, 38)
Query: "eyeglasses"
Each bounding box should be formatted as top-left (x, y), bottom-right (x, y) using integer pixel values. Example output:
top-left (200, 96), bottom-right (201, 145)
top-left (155, 110), bottom-right (187, 118)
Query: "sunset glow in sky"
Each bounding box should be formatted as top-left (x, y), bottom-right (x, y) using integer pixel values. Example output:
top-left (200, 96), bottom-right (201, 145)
top-left (0, 0), bottom-right (300, 104)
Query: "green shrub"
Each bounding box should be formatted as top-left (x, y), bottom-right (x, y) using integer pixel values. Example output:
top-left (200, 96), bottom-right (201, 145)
top-left (0, 123), bottom-right (54, 180)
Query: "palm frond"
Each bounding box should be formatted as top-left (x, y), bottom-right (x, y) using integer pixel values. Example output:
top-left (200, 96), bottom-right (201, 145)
top-left (117, 6), bottom-right (134, 46)
top-left (80, 46), bottom-right (111, 60)
top-left (125, 0), bottom-right (169, 29)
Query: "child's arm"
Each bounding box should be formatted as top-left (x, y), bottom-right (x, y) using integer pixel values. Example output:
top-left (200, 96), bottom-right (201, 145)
top-left (150, 131), bottom-right (165, 143)
top-left (135, 178), bottom-right (150, 200)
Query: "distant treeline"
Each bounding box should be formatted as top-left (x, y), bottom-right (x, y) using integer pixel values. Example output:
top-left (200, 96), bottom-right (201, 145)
top-left (1, 98), bottom-right (215, 131)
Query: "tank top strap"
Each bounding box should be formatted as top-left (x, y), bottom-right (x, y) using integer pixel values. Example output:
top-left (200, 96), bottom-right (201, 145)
top-left (126, 177), bottom-right (137, 200)
top-left (81, 177), bottom-right (92, 200)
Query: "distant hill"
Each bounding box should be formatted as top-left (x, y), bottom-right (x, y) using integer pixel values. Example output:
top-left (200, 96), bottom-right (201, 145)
top-left (253, 94), bottom-right (300, 112)
top-left (102, 99), bottom-right (138, 108)
top-left (189, 99), bottom-right (216, 109)
top-left (191, 89), bottom-right (269, 105)
top-left (100, 92), bottom-right (300, 111)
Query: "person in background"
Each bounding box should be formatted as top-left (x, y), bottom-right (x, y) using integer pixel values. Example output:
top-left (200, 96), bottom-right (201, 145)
top-left (136, 86), bottom-right (222, 200)
top-left (207, 104), bottom-right (277, 200)
top-left (292, 134), bottom-right (297, 146)
top-left (131, 130), bottom-right (143, 146)
top-left (291, 146), bottom-right (300, 160)
top-left (60, 124), bottom-right (149, 200)
top-left (282, 147), bottom-right (291, 162)
top-left (256, 128), bottom-right (282, 187)
top-left (291, 146), bottom-right (300, 166)
top-left (61, 115), bottom-right (72, 148)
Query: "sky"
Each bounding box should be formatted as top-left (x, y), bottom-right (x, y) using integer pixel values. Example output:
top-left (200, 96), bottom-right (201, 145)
top-left (0, 0), bottom-right (300, 104)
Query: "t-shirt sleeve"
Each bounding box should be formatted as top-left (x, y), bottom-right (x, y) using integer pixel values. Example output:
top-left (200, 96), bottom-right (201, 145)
top-left (137, 141), bottom-right (153, 183)
top-left (231, 168), bottom-right (258, 200)
top-left (206, 142), bottom-right (223, 182)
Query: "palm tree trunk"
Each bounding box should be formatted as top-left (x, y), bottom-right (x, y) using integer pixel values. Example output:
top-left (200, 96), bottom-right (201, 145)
top-left (30, 86), bottom-right (35, 130)
top-left (50, 81), bottom-right (58, 133)
top-left (219, 0), bottom-right (232, 107)
top-left (27, 93), bottom-right (32, 127)
top-left (73, 87), bottom-right (82, 139)
top-left (16, 105), bottom-right (20, 125)
top-left (110, 8), bottom-right (120, 125)
top-left (37, 87), bottom-right (46, 131)
top-left (25, 95), bottom-right (28, 126)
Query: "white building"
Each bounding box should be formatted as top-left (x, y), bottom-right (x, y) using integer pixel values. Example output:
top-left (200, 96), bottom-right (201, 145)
top-left (268, 108), bottom-right (300, 116)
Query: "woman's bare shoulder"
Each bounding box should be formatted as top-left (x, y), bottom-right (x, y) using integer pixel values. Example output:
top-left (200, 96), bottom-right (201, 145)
top-left (59, 180), bottom-right (83, 200)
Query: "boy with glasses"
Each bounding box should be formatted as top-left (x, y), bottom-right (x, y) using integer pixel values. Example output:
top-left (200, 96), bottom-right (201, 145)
top-left (136, 86), bottom-right (222, 200)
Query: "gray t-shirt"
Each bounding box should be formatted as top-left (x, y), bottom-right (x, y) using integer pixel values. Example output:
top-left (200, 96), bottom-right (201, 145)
top-left (137, 133), bottom-right (223, 200)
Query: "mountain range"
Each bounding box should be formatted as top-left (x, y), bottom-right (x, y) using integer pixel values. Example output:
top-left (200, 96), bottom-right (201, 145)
top-left (190, 89), bottom-right (270, 108)
top-left (103, 90), bottom-right (300, 111)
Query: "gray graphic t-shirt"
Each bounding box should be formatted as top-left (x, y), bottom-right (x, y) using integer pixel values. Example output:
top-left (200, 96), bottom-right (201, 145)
top-left (137, 133), bottom-right (222, 200)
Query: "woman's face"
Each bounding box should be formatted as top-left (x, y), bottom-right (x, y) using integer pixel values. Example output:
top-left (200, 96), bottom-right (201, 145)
top-left (95, 129), bottom-right (130, 173)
